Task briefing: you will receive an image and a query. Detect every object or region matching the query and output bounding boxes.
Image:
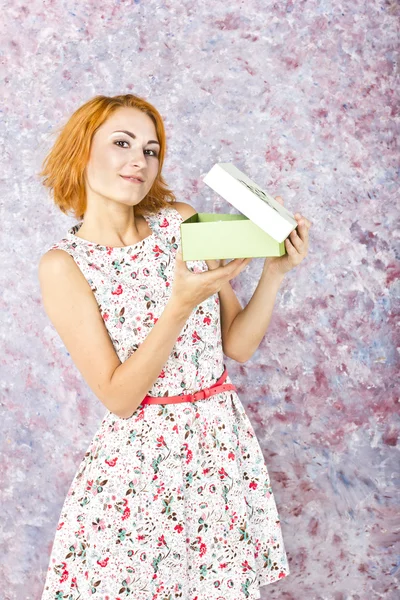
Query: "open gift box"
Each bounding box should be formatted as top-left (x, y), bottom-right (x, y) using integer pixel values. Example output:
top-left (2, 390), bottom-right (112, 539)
top-left (180, 162), bottom-right (298, 261)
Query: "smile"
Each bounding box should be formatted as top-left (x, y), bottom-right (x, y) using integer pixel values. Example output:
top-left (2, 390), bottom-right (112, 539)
top-left (120, 176), bottom-right (143, 184)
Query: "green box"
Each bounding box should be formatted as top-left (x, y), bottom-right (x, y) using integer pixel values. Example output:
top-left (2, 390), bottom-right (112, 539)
top-left (180, 212), bottom-right (286, 261)
top-left (180, 162), bottom-right (297, 261)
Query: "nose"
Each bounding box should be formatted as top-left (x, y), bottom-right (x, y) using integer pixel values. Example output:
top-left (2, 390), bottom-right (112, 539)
top-left (128, 147), bottom-right (147, 168)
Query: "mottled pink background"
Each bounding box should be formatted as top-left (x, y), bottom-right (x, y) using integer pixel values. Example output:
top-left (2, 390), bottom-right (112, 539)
top-left (1, 1), bottom-right (398, 598)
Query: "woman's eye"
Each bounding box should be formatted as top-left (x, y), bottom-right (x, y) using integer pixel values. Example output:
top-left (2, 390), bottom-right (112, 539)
top-left (146, 149), bottom-right (159, 157)
top-left (114, 140), bottom-right (158, 157)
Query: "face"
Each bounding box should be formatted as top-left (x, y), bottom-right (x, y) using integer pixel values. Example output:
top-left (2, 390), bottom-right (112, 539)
top-left (84, 106), bottom-right (160, 209)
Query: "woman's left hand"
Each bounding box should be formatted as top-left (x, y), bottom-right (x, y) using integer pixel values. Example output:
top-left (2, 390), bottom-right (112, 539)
top-left (263, 196), bottom-right (312, 276)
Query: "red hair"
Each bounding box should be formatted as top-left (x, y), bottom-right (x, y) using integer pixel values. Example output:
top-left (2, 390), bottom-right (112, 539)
top-left (37, 94), bottom-right (176, 220)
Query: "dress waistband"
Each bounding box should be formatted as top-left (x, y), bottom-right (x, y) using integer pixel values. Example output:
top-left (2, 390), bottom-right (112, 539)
top-left (140, 365), bottom-right (237, 405)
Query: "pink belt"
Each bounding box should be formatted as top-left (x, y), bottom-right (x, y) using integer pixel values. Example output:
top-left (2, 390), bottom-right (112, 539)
top-left (141, 365), bottom-right (237, 405)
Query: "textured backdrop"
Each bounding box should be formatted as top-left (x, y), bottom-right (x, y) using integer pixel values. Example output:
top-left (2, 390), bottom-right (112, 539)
top-left (1, 0), bottom-right (399, 598)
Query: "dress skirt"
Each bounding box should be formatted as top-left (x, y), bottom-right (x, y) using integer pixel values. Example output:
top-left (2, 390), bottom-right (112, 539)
top-left (41, 389), bottom-right (290, 600)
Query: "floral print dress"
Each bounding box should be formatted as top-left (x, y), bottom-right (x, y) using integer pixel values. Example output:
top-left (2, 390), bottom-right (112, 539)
top-left (41, 204), bottom-right (290, 600)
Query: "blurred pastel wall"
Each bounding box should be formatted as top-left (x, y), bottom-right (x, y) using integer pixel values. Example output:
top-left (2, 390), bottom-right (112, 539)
top-left (1, 1), bottom-right (398, 598)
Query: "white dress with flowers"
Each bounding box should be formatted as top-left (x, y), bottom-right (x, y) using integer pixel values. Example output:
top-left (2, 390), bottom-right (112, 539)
top-left (40, 203), bottom-right (290, 600)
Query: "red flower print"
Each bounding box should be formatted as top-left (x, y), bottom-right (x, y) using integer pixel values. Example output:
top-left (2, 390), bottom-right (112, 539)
top-left (111, 284), bottom-right (123, 296)
top-left (241, 559), bottom-right (254, 572)
top-left (249, 481), bottom-right (258, 490)
top-left (156, 435), bottom-right (166, 447)
top-left (174, 523), bottom-right (183, 533)
top-left (159, 217), bottom-right (169, 228)
top-left (137, 534), bottom-right (145, 541)
top-left (105, 457), bottom-right (118, 467)
top-left (172, 424), bottom-right (179, 433)
top-left (192, 331), bottom-right (201, 343)
top-left (203, 316), bottom-right (211, 325)
top-left (56, 521), bottom-right (64, 530)
top-left (219, 563), bottom-right (227, 569)
top-left (157, 534), bottom-right (167, 547)
top-left (166, 282), bottom-right (170, 287)
top-left (60, 570), bottom-right (68, 583)
top-left (122, 506), bottom-right (131, 520)
top-left (229, 511), bottom-right (238, 530)
top-left (58, 562), bottom-right (69, 583)
top-left (97, 557), bottom-right (109, 567)
top-left (199, 542), bottom-right (207, 557)
top-left (228, 451), bottom-right (235, 460)
top-left (218, 467), bottom-right (228, 479)
top-left (186, 449), bottom-right (193, 464)
top-left (152, 244), bottom-right (163, 257)
top-left (158, 370), bottom-right (165, 379)
top-left (102, 312), bottom-right (109, 321)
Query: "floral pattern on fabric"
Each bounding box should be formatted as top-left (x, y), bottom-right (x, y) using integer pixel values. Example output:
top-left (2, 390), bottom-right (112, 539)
top-left (41, 204), bottom-right (290, 599)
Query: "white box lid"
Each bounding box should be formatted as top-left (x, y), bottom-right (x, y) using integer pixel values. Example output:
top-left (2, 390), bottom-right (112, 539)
top-left (202, 162), bottom-right (297, 243)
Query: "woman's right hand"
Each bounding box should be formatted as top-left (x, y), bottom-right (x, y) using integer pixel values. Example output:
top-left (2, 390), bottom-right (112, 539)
top-left (170, 246), bottom-right (253, 312)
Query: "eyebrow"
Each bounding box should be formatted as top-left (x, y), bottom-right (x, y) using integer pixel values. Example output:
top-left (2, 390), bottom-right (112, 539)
top-left (113, 130), bottom-right (160, 146)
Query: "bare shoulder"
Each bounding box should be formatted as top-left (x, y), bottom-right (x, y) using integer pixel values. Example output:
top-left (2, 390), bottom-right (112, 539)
top-left (39, 247), bottom-right (77, 273)
top-left (171, 201), bottom-right (198, 220)
top-left (38, 248), bottom-right (93, 295)
top-left (38, 248), bottom-right (121, 413)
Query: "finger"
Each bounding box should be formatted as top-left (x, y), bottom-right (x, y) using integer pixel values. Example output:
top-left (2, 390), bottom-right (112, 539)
top-left (295, 214), bottom-right (312, 228)
top-left (232, 257), bottom-right (253, 275)
top-left (285, 236), bottom-right (297, 255)
top-left (205, 258), bottom-right (241, 278)
top-left (296, 221), bottom-right (310, 243)
top-left (289, 229), bottom-right (304, 251)
top-left (216, 257), bottom-right (248, 278)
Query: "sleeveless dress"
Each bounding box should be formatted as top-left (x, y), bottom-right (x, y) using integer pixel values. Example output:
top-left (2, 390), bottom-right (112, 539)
top-left (40, 204), bottom-right (290, 600)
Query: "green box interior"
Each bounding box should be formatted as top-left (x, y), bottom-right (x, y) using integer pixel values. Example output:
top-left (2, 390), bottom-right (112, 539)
top-left (180, 213), bottom-right (286, 260)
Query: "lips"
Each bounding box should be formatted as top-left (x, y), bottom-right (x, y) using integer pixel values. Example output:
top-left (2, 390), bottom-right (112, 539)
top-left (121, 175), bottom-right (144, 183)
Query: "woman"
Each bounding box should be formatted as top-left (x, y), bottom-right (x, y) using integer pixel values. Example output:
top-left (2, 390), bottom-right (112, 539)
top-left (38, 93), bottom-right (310, 599)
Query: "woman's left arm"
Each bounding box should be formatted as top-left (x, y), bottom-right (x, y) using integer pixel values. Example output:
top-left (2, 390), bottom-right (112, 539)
top-left (224, 198), bottom-right (312, 363)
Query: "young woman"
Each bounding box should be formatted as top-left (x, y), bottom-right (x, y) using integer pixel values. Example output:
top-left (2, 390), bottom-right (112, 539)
top-left (38, 93), bottom-right (310, 600)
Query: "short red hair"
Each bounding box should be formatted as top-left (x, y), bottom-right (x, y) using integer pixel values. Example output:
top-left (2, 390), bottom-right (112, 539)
top-left (38, 94), bottom-right (176, 220)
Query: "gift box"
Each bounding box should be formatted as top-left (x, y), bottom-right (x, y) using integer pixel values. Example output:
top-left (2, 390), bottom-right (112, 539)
top-left (180, 162), bottom-right (298, 261)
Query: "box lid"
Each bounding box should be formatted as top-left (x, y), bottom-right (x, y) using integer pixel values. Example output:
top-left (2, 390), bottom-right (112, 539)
top-left (202, 162), bottom-right (297, 243)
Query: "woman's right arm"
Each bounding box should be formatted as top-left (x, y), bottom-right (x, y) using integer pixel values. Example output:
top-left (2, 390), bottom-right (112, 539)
top-left (38, 248), bottom-right (250, 419)
top-left (38, 250), bottom-right (192, 419)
